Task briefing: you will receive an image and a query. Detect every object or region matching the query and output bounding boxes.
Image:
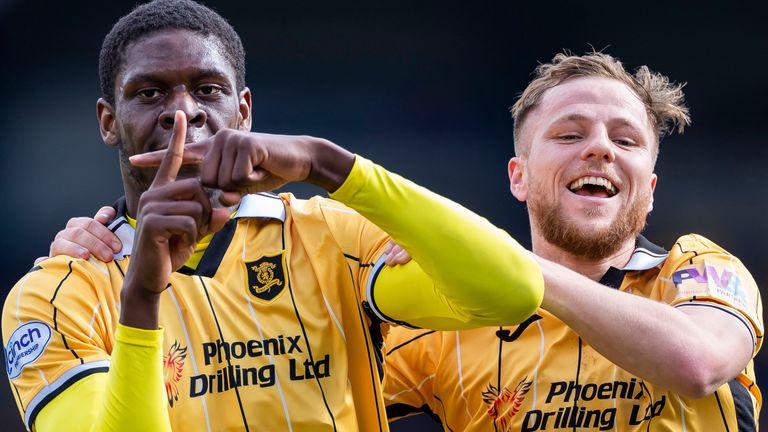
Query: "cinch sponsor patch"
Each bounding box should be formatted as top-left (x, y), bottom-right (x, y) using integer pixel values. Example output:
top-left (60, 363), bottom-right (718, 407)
top-left (5, 321), bottom-right (52, 379)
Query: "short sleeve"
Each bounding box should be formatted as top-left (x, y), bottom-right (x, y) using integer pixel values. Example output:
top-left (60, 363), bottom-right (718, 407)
top-left (312, 197), bottom-right (391, 298)
top-left (663, 235), bottom-right (763, 355)
top-left (383, 327), bottom-right (441, 420)
top-left (2, 257), bottom-right (118, 429)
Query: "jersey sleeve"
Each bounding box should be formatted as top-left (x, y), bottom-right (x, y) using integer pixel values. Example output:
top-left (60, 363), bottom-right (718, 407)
top-left (2, 257), bottom-right (115, 429)
top-left (662, 234), bottom-right (763, 356)
top-left (34, 324), bottom-right (170, 432)
top-left (382, 327), bottom-right (441, 420)
top-left (2, 258), bottom-right (170, 431)
top-left (329, 155), bottom-right (544, 330)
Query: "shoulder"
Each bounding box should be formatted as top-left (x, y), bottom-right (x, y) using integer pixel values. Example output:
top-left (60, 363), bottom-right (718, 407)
top-left (668, 233), bottom-right (734, 259)
top-left (3, 256), bottom-right (115, 329)
top-left (280, 192), bottom-right (360, 218)
top-left (663, 233), bottom-right (751, 275)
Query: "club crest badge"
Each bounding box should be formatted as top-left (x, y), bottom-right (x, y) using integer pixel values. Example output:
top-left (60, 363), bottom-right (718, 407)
top-left (244, 252), bottom-right (286, 302)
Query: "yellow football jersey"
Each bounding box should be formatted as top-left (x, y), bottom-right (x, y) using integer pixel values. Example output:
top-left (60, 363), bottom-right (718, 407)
top-left (384, 234), bottom-right (763, 431)
top-left (4, 192), bottom-right (392, 431)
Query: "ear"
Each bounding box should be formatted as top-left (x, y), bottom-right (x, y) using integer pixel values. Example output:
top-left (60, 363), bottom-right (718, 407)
top-left (647, 173), bottom-right (658, 212)
top-left (508, 157), bottom-right (528, 202)
top-left (237, 87), bottom-right (253, 132)
top-left (96, 98), bottom-right (119, 147)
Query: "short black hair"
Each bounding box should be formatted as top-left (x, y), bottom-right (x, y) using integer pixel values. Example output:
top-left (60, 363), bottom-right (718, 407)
top-left (99, 0), bottom-right (246, 105)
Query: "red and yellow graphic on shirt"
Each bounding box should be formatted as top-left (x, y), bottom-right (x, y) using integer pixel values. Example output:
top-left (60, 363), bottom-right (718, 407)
top-left (164, 341), bottom-right (187, 407)
top-left (483, 377), bottom-right (531, 430)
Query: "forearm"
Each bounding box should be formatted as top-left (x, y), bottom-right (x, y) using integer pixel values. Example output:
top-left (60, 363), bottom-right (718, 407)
top-left (120, 282), bottom-right (161, 330)
top-left (537, 256), bottom-right (751, 398)
top-left (35, 324), bottom-right (170, 431)
top-left (331, 156), bottom-right (544, 326)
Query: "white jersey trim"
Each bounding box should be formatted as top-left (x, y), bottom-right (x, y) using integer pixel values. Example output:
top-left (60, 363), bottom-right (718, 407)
top-left (365, 255), bottom-right (395, 324)
top-left (235, 193), bottom-right (286, 221)
top-left (622, 247), bottom-right (668, 271)
top-left (109, 218), bottom-right (134, 260)
top-left (25, 359), bottom-right (110, 429)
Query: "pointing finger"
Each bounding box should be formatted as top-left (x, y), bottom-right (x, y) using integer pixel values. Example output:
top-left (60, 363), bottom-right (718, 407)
top-left (130, 142), bottom-right (206, 167)
top-left (150, 110), bottom-right (187, 188)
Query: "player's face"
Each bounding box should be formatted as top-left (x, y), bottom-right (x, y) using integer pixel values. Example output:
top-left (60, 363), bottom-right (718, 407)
top-left (98, 29), bottom-right (250, 197)
top-left (509, 76), bottom-right (657, 259)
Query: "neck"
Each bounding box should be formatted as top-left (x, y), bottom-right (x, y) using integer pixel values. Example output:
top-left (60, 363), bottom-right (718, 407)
top-left (530, 229), bottom-right (636, 281)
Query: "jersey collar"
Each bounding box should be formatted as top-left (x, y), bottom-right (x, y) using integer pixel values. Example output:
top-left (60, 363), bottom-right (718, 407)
top-left (109, 193), bottom-right (286, 259)
top-left (621, 235), bottom-right (669, 271)
top-left (599, 235), bottom-right (669, 289)
top-left (234, 192), bottom-right (286, 221)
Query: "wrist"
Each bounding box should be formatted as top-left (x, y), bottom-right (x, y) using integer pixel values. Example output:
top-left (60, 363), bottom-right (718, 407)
top-left (305, 138), bottom-right (355, 192)
top-left (120, 281), bottom-right (162, 330)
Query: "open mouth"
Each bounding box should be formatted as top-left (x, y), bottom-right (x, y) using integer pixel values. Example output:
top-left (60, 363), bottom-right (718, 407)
top-left (568, 176), bottom-right (618, 198)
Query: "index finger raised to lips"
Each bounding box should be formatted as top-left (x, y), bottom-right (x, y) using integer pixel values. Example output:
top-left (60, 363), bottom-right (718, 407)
top-left (150, 110), bottom-right (187, 188)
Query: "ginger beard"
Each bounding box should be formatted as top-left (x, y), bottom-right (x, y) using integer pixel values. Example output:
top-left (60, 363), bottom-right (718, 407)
top-left (526, 170), bottom-right (651, 260)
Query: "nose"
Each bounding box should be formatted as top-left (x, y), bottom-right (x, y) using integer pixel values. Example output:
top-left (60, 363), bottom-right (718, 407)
top-left (158, 87), bottom-right (207, 130)
top-left (579, 128), bottom-right (616, 163)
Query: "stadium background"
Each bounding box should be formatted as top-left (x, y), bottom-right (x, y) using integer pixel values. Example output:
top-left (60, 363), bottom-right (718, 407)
top-left (0, 0), bottom-right (765, 430)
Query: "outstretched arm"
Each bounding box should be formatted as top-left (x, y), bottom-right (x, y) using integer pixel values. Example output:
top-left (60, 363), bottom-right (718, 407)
top-left (131, 130), bottom-right (544, 328)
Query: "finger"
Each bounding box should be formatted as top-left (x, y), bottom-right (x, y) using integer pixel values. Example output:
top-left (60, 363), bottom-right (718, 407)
top-left (384, 243), bottom-right (404, 265)
top-left (201, 133), bottom-right (224, 188)
top-left (129, 142), bottom-right (206, 167)
top-left (138, 178), bottom-right (212, 236)
top-left (383, 241), bottom-right (395, 255)
top-left (231, 146), bottom-right (255, 187)
top-left (150, 110), bottom-right (187, 188)
top-left (385, 245), bottom-right (412, 266)
top-left (206, 208), bottom-right (231, 236)
top-left (63, 217), bottom-right (122, 253)
top-left (140, 199), bottom-right (207, 239)
top-left (53, 227), bottom-right (116, 261)
top-left (218, 191), bottom-right (243, 207)
top-left (141, 214), bottom-right (199, 251)
top-left (93, 206), bottom-right (117, 226)
top-left (393, 249), bottom-right (412, 264)
top-left (217, 139), bottom-right (238, 190)
top-left (48, 239), bottom-right (90, 261)
top-left (33, 256), bottom-right (48, 266)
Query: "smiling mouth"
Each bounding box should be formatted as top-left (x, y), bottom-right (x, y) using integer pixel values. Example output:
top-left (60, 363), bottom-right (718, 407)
top-left (568, 176), bottom-right (618, 198)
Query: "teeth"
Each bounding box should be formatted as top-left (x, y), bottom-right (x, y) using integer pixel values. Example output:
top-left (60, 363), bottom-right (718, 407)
top-left (568, 176), bottom-right (617, 195)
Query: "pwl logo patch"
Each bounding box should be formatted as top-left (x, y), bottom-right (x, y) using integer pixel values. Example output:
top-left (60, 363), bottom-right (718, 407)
top-left (163, 341), bottom-right (187, 407)
top-left (244, 252), bottom-right (286, 302)
top-left (483, 376), bottom-right (532, 431)
top-left (5, 321), bottom-right (52, 379)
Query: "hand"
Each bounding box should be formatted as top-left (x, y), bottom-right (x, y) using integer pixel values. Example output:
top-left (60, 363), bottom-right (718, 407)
top-left (383, 241), bottom-right (412, 266)
top-left (35, 207), bottom-right (121, 265)
top-left (125, 111), bottom-right (230, 295)
top-left (129, 129), bottom-right (355, 205)
top-left (120, 112), bottom-right (231, 330)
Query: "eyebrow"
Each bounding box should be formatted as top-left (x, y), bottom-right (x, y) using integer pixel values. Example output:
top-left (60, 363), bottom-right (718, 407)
top-left (550, 113), bottom-right (643, 132)
top-left (122, 68), bottom-right (232, 86)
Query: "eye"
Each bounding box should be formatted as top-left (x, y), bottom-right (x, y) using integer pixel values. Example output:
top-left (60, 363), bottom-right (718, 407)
top-left (557, 134), bottom-right (582, 142)
top-left (137, 88), bottom-right (163, 100)
top-left (612, 138), bottom-right (636, 147)
top-left (196, 84), bottom-right (223, 96)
